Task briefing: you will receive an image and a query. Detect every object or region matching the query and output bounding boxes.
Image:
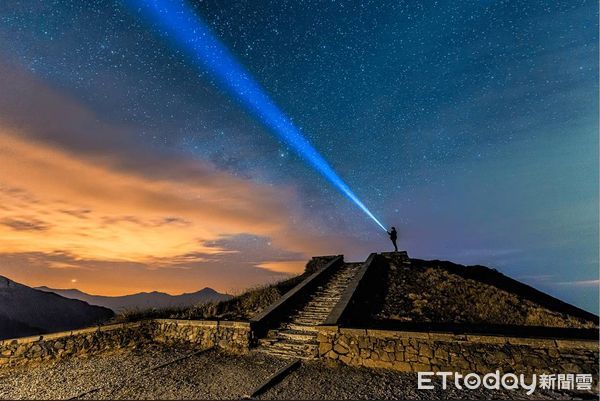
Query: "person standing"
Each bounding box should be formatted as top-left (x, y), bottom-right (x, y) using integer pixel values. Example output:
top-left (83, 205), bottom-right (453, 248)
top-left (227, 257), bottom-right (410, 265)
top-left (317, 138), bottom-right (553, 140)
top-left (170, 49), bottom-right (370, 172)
top-left (387, 227), bottom-right (398, 252)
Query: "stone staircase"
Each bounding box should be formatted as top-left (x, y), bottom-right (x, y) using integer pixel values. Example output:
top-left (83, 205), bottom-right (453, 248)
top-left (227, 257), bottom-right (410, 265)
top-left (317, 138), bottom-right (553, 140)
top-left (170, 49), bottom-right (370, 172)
top-left (257, 262), bottom-right (362, 359)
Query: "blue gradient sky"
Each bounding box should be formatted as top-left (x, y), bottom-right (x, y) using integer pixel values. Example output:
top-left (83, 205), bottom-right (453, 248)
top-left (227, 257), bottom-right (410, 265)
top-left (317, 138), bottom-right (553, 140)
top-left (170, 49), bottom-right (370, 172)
top-left (0, 0), bottom-right (597, 311)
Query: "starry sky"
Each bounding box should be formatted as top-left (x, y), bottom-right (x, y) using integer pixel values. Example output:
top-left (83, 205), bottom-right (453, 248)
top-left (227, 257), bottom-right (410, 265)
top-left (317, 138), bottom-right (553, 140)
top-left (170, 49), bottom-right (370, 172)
top-left (0, 1), bottom-right (597, 312)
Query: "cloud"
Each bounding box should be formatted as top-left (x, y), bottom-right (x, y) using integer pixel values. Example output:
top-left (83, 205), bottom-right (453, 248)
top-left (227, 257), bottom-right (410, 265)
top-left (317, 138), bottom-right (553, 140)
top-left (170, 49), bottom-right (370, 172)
top-left (555, 279), bottom-right (599, 287)
top-left (0, 130), bottom-right (304, 261)
top-left (0, 237), bottom-right (302, 295)
top-left (0, 63), bottom-right (344, 294)
top-left (0, 217), bottom-right (49, 231)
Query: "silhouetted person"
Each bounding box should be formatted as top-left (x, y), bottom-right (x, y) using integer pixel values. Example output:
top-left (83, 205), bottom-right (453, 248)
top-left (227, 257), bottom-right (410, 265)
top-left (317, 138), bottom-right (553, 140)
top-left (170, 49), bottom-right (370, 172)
top-left (387, 227), bottom-right (398, 252)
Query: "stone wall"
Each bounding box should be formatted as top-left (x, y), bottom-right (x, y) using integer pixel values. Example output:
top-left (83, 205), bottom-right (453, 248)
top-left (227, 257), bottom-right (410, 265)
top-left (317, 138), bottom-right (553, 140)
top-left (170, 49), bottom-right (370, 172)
top-left (0, 322), bottom-right (152, 368)
top-left (151, 319), bottom-right (252, 354)
top-left (0, 319), bottom-right (252, 368)
top-left (317, 326), bottom-right (598, 378)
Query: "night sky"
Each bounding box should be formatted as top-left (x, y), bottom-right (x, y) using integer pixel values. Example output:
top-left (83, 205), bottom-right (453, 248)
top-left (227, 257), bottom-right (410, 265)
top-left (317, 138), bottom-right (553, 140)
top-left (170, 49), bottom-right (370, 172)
top-left (0, 1), bottom-right (597, 312)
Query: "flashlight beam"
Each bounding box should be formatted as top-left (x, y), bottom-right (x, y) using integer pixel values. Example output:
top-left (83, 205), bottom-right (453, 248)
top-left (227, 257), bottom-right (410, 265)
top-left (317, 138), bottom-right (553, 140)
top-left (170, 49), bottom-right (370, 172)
top-left (127, 0), bottom-right (387, 231)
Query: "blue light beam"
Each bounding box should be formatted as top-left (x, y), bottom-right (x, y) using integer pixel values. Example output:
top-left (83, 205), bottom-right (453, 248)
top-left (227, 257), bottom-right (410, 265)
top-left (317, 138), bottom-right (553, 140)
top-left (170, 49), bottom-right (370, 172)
top-left (126, 0), bottom-right (386, 231)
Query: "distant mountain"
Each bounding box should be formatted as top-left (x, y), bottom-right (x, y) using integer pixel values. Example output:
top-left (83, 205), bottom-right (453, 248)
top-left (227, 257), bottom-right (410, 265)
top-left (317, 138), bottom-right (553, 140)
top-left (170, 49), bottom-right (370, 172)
top-left (36, 286), bottom-right (232, 313)
top-left (0, 276), bottom-right (113, 340)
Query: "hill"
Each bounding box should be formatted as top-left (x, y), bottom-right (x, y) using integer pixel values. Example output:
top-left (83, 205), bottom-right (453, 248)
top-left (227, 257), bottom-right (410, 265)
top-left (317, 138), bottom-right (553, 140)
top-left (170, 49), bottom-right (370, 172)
top-left (0, 276), bottom-right (114, 340)
top-left (36, 286), bottom-right (232, 313)
top-left (106, 252), bottom-right (599, 331)
top-left (372, 253), bottom-right (598, 329)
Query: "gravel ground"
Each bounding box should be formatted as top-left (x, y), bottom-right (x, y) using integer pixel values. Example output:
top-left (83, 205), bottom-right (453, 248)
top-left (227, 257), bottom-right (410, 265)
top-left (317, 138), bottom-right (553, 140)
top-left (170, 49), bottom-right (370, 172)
top-left (0, 346), bottom-right (592, 400)
top-left (258, 360), bottom-right (586, 400)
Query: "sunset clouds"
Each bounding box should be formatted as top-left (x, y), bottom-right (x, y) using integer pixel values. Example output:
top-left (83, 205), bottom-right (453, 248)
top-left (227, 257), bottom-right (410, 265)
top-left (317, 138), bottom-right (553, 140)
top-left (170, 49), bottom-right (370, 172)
top-left (0, 64), bottom-right (339, 294)
top-left (0, 130), bottom-right (295, 261)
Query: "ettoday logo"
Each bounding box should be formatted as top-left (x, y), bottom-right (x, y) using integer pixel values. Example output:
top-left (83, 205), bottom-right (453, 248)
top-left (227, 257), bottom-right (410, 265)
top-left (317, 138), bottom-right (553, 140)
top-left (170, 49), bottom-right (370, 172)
top-left (417, 371), bottom-right (594, 395)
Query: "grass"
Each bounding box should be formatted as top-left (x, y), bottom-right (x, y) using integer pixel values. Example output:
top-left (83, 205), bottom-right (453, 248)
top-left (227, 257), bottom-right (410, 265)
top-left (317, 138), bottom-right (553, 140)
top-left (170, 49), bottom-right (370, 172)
top-left (112, 273), bottom-right (307, 323)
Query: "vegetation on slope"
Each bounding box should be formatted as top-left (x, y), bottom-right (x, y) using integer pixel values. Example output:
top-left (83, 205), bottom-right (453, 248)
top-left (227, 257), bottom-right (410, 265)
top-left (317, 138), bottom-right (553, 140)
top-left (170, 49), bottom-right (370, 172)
top-left (375, 257), bottom-right (598, 329)
top-left (114, 273), bottom-right (306, 323)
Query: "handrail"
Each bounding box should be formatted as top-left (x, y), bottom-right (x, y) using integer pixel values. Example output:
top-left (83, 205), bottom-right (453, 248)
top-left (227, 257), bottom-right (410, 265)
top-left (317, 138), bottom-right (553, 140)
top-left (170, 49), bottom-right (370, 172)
top-left (323, 253), bottom-right (379, 325)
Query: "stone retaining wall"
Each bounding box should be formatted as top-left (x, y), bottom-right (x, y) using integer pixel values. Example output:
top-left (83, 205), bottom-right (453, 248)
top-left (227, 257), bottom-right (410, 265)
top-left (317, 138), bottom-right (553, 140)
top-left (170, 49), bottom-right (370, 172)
top-left (317, 326), bottom-right (598, 378)
top-left (0, 319), bottom-right (252, 368)
top-left (0, 322), bottom-right (152, 368)
top-left (151, 319), bottom-right (252, 354)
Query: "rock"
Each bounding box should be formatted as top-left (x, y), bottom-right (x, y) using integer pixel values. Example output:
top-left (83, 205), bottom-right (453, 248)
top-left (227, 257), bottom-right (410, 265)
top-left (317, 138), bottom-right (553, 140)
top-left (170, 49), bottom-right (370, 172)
top-left (339, 354), bottom-right (352, 364)
top-left (319, 342), bottom-right (332, 356)
top-left (326, 350), bottom-right (339, 360)
top-left (434, 348), bottom-right (449, 361)
top-left (392, 361), bottom-right (412, 372)
top-left (383, 341), bottom-right (395, 352)
top-left (333, 343), bottom-right (349, 355)
top-left (418, 345), bottom-right (433, 358)
top-left (338, 335), bottom-right (350, 348)
top-left (358, 336), bottom-right (370, 349)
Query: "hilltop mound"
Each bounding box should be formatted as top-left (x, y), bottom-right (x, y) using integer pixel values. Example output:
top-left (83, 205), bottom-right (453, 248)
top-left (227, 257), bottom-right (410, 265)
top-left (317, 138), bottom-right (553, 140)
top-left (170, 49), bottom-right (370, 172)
top-left (372, 253), bottom-right (597, 329)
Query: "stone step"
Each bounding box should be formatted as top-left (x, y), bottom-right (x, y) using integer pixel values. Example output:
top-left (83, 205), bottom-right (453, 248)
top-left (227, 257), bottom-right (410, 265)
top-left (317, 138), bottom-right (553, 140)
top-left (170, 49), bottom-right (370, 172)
top-left (256, 346), bottom-right (316, 360)
top-left (321, 282), bottom-right (350, 288)
top-left (301, 307), bottom-right (333, 313)
top-left (321, 282), bottom-right (349, 289)
top-left (312, 292), bottom-right (343, 299)
top-left (317, 285), bottom-right (348, 290)
top-left (319, 288), bottom-right (343, 293)
top-left (264, 340), bottom-right (318, 352)
top-left (294, 310), bottom-right (329, 317)
top-left (306, 299), bottom-right (339, 305)
top-left (311, 296), bottom-right (340, 302)
top-left (296, 312), bottom-right (326, 318)
top-left (303, 302), bottom-right (337, 311)
top-left (294, 311), bottom-right (328, 318)
top-left (293, 315), bottom-right (327, 323)
top-left (259, 336), bottom-right (315, 347)
top-left (292, 318), bottom-right (325, 326)
top-left (292, 315), bottom-right (324, 322)
top-left (276, 330), bottom-right (317, 342)
top-left (258, 338), bottom-right (279, 346)
top-left (310, 291), bottom-right (343, 297)
top-left (308, 298), bottom-right (340, 305)
top-left (292, 313), bottom-right (324, 319)
top-left (293, 310), bottom-right (325, 317)
top-left (284, 323), bottom-right (321, 332)
top-left (259, 342), bottom-right (318, 359)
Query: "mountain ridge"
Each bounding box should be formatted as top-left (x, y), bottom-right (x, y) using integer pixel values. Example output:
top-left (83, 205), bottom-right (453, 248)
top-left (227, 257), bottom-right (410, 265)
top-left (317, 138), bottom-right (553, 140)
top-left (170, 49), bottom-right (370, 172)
top-left (36, 285), bottom-right (232, 313)
top-left (0, 275), bottom-right (113, 340)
